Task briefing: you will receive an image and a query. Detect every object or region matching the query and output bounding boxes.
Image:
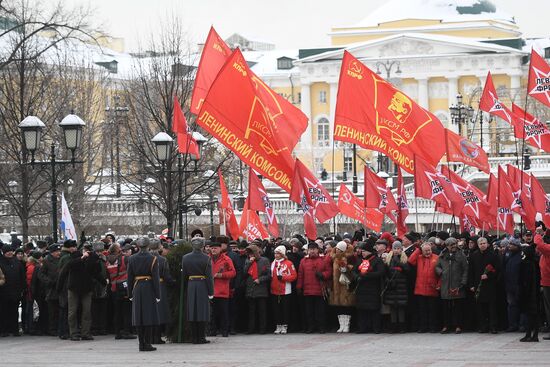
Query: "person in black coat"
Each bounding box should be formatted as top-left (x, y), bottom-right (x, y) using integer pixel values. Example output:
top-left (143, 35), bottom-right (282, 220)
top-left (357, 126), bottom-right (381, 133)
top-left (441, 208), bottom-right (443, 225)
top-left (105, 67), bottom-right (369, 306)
top-left (127, 237), bottom-right (161, 351)
top-left (149, 240), bottom-right (174, 344)
top-left (468, 237), bottom-right (500, 334)
top-left (181, 237), bottom-right (214, 344)
top-left (519, 244), bottom-right (541, 342)
top-left (502, 238), bottom-right (522, 332)
top-left (0, 244), bottom-right (26, 336)
top-left (353, 241), bottom-right (385, 334)
top-left (383, 241), bottom-right (409, 333)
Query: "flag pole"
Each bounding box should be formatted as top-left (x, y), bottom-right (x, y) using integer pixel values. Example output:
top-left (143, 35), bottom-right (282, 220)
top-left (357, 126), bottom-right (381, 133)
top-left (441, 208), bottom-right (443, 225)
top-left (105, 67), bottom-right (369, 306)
top-left (331, 138), bottom-right (336, 235)
top-left (414, 196), bottom-right (420, 233)
top-left (518, 53), bottom-right (533, 235)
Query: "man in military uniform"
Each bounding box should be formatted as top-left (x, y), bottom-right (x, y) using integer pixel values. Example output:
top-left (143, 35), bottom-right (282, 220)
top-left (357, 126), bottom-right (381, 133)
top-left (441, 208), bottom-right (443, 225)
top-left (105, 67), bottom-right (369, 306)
top-left (181, 237), bottom-right (214, 344)
top-left (127, 237), bottom-right (160, 352)
top-left (149, 239), bottom-right (174, 344)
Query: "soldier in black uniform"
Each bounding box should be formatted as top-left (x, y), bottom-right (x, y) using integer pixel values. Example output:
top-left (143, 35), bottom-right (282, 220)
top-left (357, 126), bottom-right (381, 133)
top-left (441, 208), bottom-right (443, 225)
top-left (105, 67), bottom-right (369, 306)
top-left (181, 237), bottom-right (214, 344)
top-left (149, 239), bottom-right (174, 344)
top-left (127, 237), bottom-right (160, 352)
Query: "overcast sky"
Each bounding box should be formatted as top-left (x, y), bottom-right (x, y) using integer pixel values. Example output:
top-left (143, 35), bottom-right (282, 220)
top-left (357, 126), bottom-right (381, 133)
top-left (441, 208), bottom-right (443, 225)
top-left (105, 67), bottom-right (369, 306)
top-left (58, 0), bottom-right (548, 52)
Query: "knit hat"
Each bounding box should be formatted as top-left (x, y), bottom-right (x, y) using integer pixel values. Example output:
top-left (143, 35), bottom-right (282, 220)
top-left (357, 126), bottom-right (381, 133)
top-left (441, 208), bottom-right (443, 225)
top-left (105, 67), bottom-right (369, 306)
top-left (274, 245), bottom-right (286, 255)
top-left (31, 251), bottom-right (42, 259)
top-left (509, 238), bottom-right (521, 247)
top-left (307, 241), bottom-right (319, 250)
top-left (380, 232), bottom-right (394, 244)
top-left (2, 244), bottom-right (13, 253)
top-left (392, 241), bottom-right (403, 250)
top-left (335, 241), bottom-right (347, 252)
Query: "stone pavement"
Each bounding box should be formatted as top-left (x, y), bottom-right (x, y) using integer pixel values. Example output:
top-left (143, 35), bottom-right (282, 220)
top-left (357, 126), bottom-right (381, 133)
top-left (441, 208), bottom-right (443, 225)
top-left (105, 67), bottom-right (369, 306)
top-left (2, 332), bottom-right (550, 367)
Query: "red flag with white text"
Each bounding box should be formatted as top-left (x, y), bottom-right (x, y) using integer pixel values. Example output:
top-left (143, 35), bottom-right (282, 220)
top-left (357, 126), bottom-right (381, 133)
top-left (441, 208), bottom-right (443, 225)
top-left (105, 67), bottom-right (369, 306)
top-left (247, 168), bottom-right (279, 237)
top-left (396, 170), bottom-right (409, 237)
top-left (337, 183), bottom-right (384, 232)
top-left (511, 103), bottom-right (550, 153)
top-left (173, 95), bottom-right (200, 158)
top-left (445, 129), bottom-right (489, 173)
top-left (527, 49), bottom-right (550, 108)
top-left (479, 72), bottom-right (514, 124)
top-left (531, 174), bottom-right (550, 228)
top-left (240, 198), bottom-right (270, 241)
top-left (497, 166), bottom-right (516, 234)
top-left (364, 167), bottom-right (398, 215)
top-left (219, 169), bottom-right (240, 240)
top-left (289, 167), bottom-right (317, 239)
top-left (506, 164), bottom-right (536, 230)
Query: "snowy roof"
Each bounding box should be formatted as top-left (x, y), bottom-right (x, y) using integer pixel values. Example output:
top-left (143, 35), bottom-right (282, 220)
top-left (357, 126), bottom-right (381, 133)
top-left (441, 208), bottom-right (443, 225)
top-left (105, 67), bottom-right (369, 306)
top-left (524, 38), bottom-right (550, 54)
top-left (348, 0), bottom-right (515, 28)
top-left (242, 49), bottom-right (300, 76)
top-left (297, 32), bottom-right (525, 63)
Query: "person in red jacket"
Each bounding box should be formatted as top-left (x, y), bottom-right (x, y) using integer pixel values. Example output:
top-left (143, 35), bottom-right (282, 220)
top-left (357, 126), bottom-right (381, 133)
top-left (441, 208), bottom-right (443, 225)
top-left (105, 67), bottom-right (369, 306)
top-left (297, 242), bottom-right (331, 334)
top-left (209, 241), bottom-right (236, 337)
top-left (534, 227), bottom-right (550, 340)
top-left (271, 245), bottom-right (297, 334)
top-left (408, 242), bottom-right (440, 333)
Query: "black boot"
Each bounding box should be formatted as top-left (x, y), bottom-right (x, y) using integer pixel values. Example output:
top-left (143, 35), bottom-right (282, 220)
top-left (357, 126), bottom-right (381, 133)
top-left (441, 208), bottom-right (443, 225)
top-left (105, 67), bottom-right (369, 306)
top-left (140, 326), bottom-right (156, 351)
top-left (195, 322), bottom-right (210, 344)
top-left (520, 330), bottom-right (532, 342)
top-left (137, 327), bottom-right (145, 351)
top-left (151, 326), bottom-right (165, 344)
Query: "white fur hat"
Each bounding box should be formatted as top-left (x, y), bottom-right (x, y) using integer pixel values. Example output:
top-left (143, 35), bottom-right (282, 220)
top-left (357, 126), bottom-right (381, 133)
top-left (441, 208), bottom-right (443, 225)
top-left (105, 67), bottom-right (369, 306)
top-left (274, 245), bottom-right (287, 255)
top-left (336, 241), bottom-right (347, 252)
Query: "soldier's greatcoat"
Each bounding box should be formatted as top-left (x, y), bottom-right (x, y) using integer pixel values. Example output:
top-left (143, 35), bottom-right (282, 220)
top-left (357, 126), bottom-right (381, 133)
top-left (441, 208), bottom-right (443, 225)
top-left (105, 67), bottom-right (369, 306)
top-left (181, 249), bottom-right (214, 322)
top-left (127, 251), bottom-right (160, 326)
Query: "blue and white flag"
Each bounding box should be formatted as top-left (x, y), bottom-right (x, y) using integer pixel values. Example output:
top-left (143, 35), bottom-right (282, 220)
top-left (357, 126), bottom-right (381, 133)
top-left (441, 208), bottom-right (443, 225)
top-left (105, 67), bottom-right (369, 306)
top-left (60, 192), bottom-right (77, 241)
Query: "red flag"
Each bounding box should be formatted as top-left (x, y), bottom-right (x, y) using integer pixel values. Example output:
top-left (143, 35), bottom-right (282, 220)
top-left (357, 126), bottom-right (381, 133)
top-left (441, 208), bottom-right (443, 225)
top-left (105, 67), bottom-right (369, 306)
top-left (445, 129), bottom-right (489, 173)
top-left (413, 156), bottom-right (464, 213)
top-left (396, 170), bottom-right (409, 237)
top-left (192, 27), bottom-right (307, 153)
top-left (173, 96), bottom-right (200, 158)
top-left (334, 51), bottom-right (446, 173)
top-left (290, 159), bottom-right (339, 223)
top-left (479, 72), bottom-right (514, 124)
top-left (440, 166), bottom-right (491, 222)
top-left (247, 168), bottom-right (279, 237)
top-left (239, 198), bottom-right (270, 241)
top-left (198, 49), bottom-right (296, 193)
top-left (337, 184), bottom-right (384, 232)
top-left (531, 174), bottom-right (550, 228)
top-left (527, 49), bottom-right (550, 108)
top-left (506, 164), bottom-right (536, 230)
top-left (511, 103), bottom-right (550, 153)
top-left (497, 166), bottom-right (516, 234)
top-left (219, 169), bottom-right (240, 240)
top-left (191, 27), bottom-right (232, 115)
top-left (288, 165), bottom-right (317, 239)
top-left (460, 214), bottom-right (477, 234)
top-left (364, 167), bottom-right (398, 215)
top-left (485, 173), bottom-right (498, 229)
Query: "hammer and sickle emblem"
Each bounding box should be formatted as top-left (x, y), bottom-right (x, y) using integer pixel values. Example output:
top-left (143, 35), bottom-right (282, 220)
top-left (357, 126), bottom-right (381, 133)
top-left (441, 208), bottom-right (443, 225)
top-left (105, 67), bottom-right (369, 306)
top-left (342, 192), bottom-right (352, 205)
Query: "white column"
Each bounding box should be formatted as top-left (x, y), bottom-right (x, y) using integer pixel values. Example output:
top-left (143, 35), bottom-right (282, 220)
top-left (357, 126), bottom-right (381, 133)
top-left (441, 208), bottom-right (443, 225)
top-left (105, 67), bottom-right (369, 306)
top-left (300, 82), bottom-right (312, 149)
top-left (329, 82), bottom-right (338, 145)
top-left (447, 76), bottom-right (459, 133)
top-left (417, 78), bottom-right (429, 109)
top-left (510, 74), bottom-right (521, 94)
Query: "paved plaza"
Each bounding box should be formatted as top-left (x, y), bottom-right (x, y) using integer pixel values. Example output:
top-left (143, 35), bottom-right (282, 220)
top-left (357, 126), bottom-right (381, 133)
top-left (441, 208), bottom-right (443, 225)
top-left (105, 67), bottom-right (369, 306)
top-left (3, 332), bottom-right (550, 367)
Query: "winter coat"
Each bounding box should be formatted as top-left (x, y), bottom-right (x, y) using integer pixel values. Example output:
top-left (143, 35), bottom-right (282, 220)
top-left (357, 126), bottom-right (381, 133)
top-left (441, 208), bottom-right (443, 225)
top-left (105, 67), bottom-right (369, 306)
top-left (503, 250), bottom-right (522, 293)
top-left (534, 234), bottom-right (550, 287)
top-left (154, 253), bottom-right (174, 325)
top-left (270, 258), bottom-right (297, 296)
top-left (181, 249), bottom-right (214, 322)
top-left (38, 254), bottom-right (61, 301)
top-left (329, 248), bottom-right (356, 307)
top-left (408, 248), bottom-right (439, 297)
top-left (468, 247), bottom-right (500, 302)
top-left (243, 256), bottom-right (271, 299)
top-left (128, 250), bottom-right (161, 326)
top-left (92, 254), bottom-right (109, 299)
top-left (353, 254), bottom-right (385, 310)
top-left (435, 249), bottom-right (468, 300)
top-left (297, 255), bottom-right (331, 297)
top-left (211, 253), bottom-right (236, 298)
top-left (0, 256), bottom-right (26, 301)
top-left (382, 252), bottom-right (409, 306)
top-left (225, 249), bottom-right (242, 290)
top-left (57, 252), bottom-right (106, 296)
top-left (519, 245), bottom-right (541, 315)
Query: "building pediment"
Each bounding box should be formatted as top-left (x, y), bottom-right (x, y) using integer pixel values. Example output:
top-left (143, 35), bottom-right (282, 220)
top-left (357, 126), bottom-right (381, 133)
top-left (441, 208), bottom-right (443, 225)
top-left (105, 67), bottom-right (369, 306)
top-left (296, 33), bottom-right (525, 64)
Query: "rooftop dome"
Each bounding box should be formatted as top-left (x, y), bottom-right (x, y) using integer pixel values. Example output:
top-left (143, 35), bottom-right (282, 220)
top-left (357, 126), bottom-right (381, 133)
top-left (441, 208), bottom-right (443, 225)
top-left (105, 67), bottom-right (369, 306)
top-left (354, 0), bottom-right (515, 28)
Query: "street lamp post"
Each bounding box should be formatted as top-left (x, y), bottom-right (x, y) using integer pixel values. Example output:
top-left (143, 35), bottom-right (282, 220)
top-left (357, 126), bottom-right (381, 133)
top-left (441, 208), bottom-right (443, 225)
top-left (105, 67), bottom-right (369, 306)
top-left (19, 113), bottom-right (85, 242)
top-left (449, 93), bottom-right (474, 136)
top-left (8, 180), bottom-right (17, 231)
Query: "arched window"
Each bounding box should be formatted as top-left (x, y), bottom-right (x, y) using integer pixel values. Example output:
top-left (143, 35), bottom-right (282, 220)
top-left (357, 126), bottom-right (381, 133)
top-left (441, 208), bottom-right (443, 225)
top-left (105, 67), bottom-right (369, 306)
top-left (317, 117), bottom-right (330, 146)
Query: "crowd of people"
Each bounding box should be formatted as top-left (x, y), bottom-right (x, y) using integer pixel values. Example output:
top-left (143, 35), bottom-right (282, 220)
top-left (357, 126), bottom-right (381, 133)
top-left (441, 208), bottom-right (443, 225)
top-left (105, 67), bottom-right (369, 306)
top-left (1, 223), bottom-right (550, 351)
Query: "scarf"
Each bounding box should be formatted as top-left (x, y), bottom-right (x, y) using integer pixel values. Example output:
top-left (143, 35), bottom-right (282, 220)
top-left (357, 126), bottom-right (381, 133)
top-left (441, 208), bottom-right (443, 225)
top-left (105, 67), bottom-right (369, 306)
top-left (359, 255), bottom-right (374, 275)
top-left (248, 260), bottom-right (259, 280)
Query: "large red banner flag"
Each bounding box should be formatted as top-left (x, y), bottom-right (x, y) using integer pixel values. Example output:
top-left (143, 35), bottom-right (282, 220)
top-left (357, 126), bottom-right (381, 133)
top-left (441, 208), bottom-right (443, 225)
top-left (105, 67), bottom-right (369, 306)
top-left (337, 183), bottom-right (384, 232)
top-left (497, 166), bottom-right (516, 234)
top-left (198, 49), bottom-right (296, 193)
top-left (506, 164), bottom-right (536, 230)
top-left (413, 155), bottom-right (464, 213)
top-left (511, 103), bottom-right (550, 153)
top-left (190, 26), bottom-right (232, 115)
top-left (288, 164), bottom-right (317, 239)
top-left (219, 169), bottom-right (240, 240)
top-left (364, 167), bottom-right (398, 214)
top-left (334, 51), bottom-right (446, 173)
top-left (445, 129), bottom-right (489, 173)
top-left (290, 159), bottom-right (339, 223)
top-left (247, 168), bottom-right (279, 237)
top-left (396, 170), bottom-right (409, 237)
top-left (173, 95), bottom-right (200, 158)
top-left (527, 49), bottom-right (550, 108)
top-left (485, 173), bottom-right (498, 229)
top-left (531, 174), bottom-right (550, 228)
top-left (191, 27), bottom-right (307, 153)
top-left (240, 198), bottom-right (270, 241)
top-left (479, 71), bottom-right (513, 124)
top-left (440, 165), bottom-right (491, 222)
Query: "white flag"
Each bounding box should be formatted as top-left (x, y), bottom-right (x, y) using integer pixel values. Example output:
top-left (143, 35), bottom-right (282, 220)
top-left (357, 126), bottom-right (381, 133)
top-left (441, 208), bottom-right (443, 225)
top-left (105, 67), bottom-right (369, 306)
top-left (61, 192), bottom-right (77, 241)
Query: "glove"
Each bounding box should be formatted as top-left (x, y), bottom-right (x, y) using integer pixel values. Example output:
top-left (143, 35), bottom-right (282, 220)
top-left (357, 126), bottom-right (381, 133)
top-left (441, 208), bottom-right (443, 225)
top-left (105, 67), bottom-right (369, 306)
top-left (277, 275), bottom-right (283, 281)
top-left (156, 298), bottom-right (160, 303)
top-left (315, 271), bottom-right (323, 280)
top-left (208, 295), bottom-right (214, 300)
top-left (339, 267), bottom-right (347, 273)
